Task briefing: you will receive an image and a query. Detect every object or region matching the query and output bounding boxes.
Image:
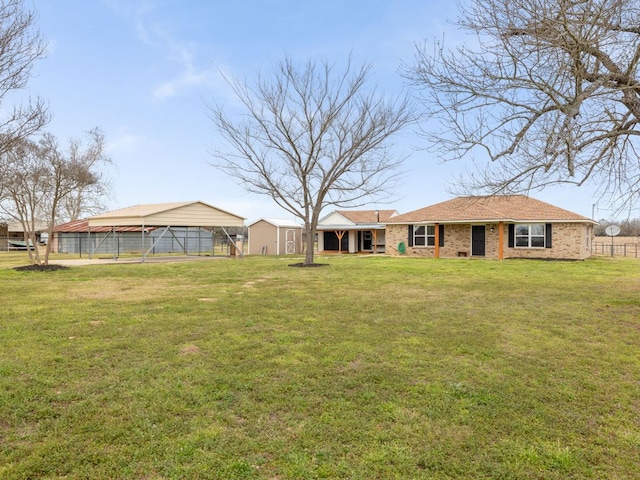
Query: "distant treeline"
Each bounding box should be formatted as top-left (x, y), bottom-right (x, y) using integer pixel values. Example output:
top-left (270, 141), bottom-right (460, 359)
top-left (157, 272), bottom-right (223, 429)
top-left (595, 219), bottom-right (640, 236)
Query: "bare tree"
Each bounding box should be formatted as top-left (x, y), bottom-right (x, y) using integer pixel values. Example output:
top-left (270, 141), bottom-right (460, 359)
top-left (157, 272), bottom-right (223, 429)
top-left (404, 0), bottom-right (640, 209)
top-left (0, 0), bottom-right (48, 161)
top-left (1, 129), bottom-right (111, 265)
top-left (58, 128), bottom-right (112, 221)
top-left (209, 56), bottom-right (414, 265)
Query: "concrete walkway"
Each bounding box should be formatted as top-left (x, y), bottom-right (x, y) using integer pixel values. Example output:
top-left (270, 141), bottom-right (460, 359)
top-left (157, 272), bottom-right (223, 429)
top-left (49, 255), bottom-right (235, 266)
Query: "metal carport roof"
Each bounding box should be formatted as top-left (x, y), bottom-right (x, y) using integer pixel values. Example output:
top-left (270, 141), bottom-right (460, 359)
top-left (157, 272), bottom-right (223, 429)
top-left (88, 201), bottom-right (245, 228)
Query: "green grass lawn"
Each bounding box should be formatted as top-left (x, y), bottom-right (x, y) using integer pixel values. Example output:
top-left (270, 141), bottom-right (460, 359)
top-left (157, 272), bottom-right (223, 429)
top-left (1, 253), bottom-right (639, 479)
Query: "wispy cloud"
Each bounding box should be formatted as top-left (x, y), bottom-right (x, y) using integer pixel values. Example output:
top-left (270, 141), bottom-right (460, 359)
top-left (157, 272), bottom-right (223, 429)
top-left (103, 0), bottom-right (225, 100)
top-left (150, 40), bottom-right (223, 100)
top-left (106, 131), bottom-right (147, 154)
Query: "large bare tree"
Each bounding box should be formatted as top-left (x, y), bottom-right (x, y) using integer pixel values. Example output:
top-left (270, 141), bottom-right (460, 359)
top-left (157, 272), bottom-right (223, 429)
top-left (1, 129), bottom-right (110, 265)
top-left (405, 0), bottom-right (640, 209)
top-left (209, 57), bottom-right (414, 265)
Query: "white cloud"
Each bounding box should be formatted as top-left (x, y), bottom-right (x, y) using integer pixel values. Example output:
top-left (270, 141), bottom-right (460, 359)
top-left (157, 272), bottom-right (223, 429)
top-left (106, 132), bottom-right (147, 154)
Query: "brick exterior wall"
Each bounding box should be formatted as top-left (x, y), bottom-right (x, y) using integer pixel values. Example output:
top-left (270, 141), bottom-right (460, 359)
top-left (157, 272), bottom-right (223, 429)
top-left (386, 223), bottom-right (593, 260)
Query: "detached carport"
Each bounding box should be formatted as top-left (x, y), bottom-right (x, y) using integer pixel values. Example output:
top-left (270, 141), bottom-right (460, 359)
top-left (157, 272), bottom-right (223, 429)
top-left (87, 201), bottom-right (245, 262)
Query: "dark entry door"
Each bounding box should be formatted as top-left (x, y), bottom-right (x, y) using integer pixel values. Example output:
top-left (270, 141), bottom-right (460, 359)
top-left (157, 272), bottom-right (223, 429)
top-left (471, 225), bottom-right (486, 256)
top-left (362, 231), bottom-right (372, 250)
top-left (323, 231), bottom-right (339, 250)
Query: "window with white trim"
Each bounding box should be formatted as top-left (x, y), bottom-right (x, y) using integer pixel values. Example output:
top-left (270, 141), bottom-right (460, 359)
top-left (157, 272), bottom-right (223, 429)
top-left (515, 224), bottom-right (546, 248)
top-left (414, 225), bottom-right (435, 246)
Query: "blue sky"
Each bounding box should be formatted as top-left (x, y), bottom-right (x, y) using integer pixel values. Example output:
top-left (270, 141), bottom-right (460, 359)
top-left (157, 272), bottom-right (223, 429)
top-left (28, 0), bottom-right (607, 222)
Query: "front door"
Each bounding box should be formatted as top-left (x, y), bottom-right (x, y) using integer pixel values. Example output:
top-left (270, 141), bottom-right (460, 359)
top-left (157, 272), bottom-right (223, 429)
top-left (362, 231), bottom-right (372, 251)
top-left (471, 225), bottom-right (486, 256)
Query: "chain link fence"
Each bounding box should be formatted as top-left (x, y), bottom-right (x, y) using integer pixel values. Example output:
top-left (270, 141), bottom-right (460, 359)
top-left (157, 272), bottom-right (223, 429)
top-left (51, 227), bottom-right (245, 258)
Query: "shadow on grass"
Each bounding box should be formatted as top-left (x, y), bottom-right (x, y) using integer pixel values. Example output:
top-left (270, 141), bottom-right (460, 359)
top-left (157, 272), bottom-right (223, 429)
top-left (288, 262), bottom-right (329, 267)
top-left (13, 264), bottom-right (70, 272)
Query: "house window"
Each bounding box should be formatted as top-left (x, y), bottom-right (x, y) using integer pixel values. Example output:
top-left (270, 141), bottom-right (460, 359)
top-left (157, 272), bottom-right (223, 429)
top-left (414, 225), bottom-right (435, 246)
top-left (515, 224), bottom-right (546, 248)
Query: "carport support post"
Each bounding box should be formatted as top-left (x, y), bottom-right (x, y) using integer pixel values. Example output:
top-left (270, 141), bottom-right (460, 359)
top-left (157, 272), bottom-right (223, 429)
top-left (113, 226), bottom-right (117, 260)
top-left (141, 223), bottom-right (145, 263)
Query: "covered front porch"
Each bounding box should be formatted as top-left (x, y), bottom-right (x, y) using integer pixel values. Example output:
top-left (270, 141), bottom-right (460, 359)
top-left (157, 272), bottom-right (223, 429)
top-left (317, 227), bottom-right (386, 254)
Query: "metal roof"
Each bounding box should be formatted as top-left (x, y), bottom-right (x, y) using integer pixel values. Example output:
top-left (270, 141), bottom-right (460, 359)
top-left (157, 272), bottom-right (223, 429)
top-left (53, 219), bottom-right (156, 233)
top-left (248, 218), bottom-right (303, 228)
top-left (316, 223), bottom-right (386, 231)
top-left (335, 209), bottom-right (398, 223)
top-left (88, 201), bottom-right (245, 227)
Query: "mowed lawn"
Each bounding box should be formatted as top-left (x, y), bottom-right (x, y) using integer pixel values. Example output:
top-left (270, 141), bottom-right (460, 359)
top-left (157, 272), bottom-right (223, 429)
top-left (1, 253), bottom-right (639, 479)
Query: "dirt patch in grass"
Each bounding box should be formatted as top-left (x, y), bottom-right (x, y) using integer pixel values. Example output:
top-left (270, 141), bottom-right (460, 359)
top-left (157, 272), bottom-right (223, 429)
top-left (179, 344), bottom-right (201, 355)
top-left (67, 278), bottom-right (189, 302)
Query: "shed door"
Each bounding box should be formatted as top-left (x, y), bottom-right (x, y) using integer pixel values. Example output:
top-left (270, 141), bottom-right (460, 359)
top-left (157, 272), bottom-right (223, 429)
top-left (471, 225), bottom-right (486, 257)
top-left (285, 229), bottom-right (296, 254)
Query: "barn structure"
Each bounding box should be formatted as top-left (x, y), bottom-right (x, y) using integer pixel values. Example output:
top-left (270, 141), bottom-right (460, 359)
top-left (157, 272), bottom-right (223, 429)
top-left (55, 201), bottom-right (245, 261)
top-left (247, 218), bottom-right (303, 255)
top-left (0, 222), bottom-right (7, 250)
top-left (0, 221), bottom-right (48, 250)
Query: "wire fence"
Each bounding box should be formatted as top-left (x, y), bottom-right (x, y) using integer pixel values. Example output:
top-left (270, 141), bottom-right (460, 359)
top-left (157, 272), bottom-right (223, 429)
top-left (0, 230), bottom-right (247, 257)
top-left (593, 242), bottom-right (639, 258)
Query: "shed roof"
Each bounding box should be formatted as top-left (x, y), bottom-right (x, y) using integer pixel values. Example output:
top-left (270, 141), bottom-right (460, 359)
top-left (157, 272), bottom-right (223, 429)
top-left (248, 218), bottom-right (303, 228)
top-left (388, 195), bottom-right (595, 224)
top-left (88, 201), bottom-right (245, 228)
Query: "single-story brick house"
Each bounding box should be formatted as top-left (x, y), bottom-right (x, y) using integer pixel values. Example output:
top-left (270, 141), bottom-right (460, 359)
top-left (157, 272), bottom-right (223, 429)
top-left (317, 209), bottom-right (398, 253)
top-left (385, 195), bottom-right (597, 260)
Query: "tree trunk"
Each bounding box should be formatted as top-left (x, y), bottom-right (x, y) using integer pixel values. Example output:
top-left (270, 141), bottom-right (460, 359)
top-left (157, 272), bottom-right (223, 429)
top-left (304, 224), bottom-right (316, 265)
